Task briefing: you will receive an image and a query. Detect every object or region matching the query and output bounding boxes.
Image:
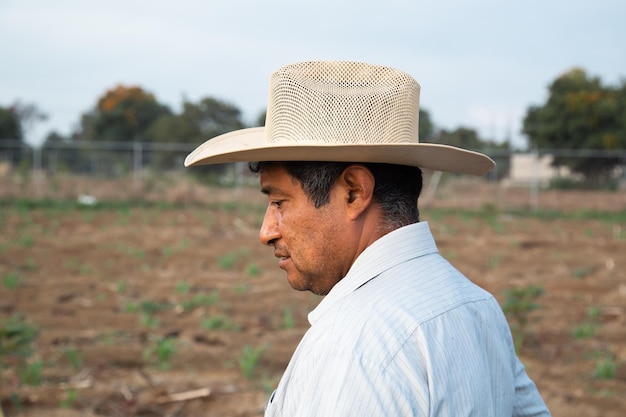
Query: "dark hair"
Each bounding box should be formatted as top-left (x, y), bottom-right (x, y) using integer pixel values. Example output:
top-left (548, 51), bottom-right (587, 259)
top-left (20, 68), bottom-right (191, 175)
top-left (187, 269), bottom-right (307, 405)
top-left (249, 161), bottom-right (422, 228)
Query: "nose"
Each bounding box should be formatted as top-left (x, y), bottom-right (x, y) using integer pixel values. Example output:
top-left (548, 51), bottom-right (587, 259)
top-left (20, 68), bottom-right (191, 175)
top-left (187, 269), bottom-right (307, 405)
top-left (259, 206), bottom-right (280, 246)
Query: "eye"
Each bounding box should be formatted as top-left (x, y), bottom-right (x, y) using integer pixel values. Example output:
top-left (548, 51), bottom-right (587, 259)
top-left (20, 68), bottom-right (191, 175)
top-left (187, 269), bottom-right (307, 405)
top-left (271, 200), bottom-right (283, 208)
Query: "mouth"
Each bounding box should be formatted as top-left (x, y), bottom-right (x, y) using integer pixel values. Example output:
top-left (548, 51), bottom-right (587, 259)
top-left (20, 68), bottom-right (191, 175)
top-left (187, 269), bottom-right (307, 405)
top-left (274, 251), bottom-right (290, 268)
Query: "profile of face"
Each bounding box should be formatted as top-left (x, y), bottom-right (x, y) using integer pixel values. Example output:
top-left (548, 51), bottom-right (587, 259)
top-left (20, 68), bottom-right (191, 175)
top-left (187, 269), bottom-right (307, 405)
top-left (258, 164), bottom-right (362, 296)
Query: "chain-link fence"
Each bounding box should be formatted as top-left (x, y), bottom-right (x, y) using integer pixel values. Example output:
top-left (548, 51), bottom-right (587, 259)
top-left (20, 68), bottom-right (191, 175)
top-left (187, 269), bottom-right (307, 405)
top-left (1, 139), bottom-right (625, 210)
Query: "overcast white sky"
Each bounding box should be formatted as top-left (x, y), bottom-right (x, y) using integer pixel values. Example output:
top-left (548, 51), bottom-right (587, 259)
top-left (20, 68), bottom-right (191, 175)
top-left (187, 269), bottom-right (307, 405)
top-left (1, 0), bottom-right (624, 148)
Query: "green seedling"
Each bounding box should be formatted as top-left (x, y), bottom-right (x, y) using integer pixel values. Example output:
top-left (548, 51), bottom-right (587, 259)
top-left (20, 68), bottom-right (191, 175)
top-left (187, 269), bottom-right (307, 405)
top-left (246, 263), bottom-right (261, 277)
top-left (60, 388), bottom-right (78, 409)
top-left (180, 291), bottom-right (220, 312)
top-left (139, 312), bottom-right (160, 329)
top-left (140, 300), bottom-right (171, 314)
top-left (488, 254), bottom-right (503, 270)
top-left (572, 323), bottom-right (598, 339)
top-left (175, 281), bottom-right (191, 294)
top-left (116, 279), bottom-right (127, 293)
top-left (18, 359), bottom-right (44, 386)
top-left (0, 314), bottom-right (38, 368)
top-left (239, 344), bottom-right (265, 379)
top-left (282, 308), bottom-right (295, 330)
top-left (200, 315), bottom-right (240, 331)
top-left (218, 247), bottom-right (251, 270)
top-left (63, 347), bottom-right (83, 371)
top-left (501, 285), bottom-right (544, 353)
top-left (123, 301), bottom-right (139, 313)
top-left (571, 266), bottom-right (594, 279)
top-left (232, 283), bottom-right (249, 294)
top-left (594, 353), bottom-right (616, 380)
top-left (217, 251), bottom-right (238, 270)
top-left (572, 306), bottom-right (602, 339)
top-left (24, 258), bottom-right (38, 271)
top-left (20, 234), bottom-right (34, 248)
top-left (143, 336), bottom-right (177, 370)
top-left (3, 272), bottom-right (21, 289)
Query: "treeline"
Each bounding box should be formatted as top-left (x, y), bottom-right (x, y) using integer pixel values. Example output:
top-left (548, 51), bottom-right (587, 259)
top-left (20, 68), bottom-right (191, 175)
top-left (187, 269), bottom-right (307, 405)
top-left (1, 67), bottom-right (625, 185)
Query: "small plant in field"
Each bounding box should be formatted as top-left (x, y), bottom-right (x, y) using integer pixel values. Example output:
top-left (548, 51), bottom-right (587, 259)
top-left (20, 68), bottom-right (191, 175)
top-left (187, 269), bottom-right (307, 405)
top-left (139, 312), bottom-right (160, 329)
top-left (3, 272), bottom-right (21, 289)
top-left (162, 238), bottom-right (191, 258)
top-left (0, 314), bottom-right (38, 370)
top-left (180, 291), bottom-right (220, 312)
top-left (24, 258), bottom-right (38, 271)
top-left (200, 315), bottom-right (240, 331)
top-left (487, 254), bottom-right (503, 270)
top-left (239, 344), bottom-right (265, 379)
top-left (246, 263), bottom-right (261, 277)
top-left (63, 347), bottom-right (83, 371)
top-left (175, 281), bottom-right (191, 294)
top-left (282, 308), bottom-right (295, 330)
top-left (123, 301), bottom-right (139, 313)
top-left (587, 306), bottom-right (601, 321)
top-left (218, 247), bottom-right (251, 270)
top-left (116, 279), bottom-right (127, 293)
top-left (140, 300), bottom-right (171, 314)
top-left (571, 266), bottom-right (595, 279)
top-left (116, 243), bottom-right (146, 260)
top-left (143, 336), bottom-right (177, 370)
top-left (19, 359), bottom-right (44, 385)
top-left (217, 251), bottom-right (238, 270)
top-left (572, 322), bottom-right (598, 339)
top-left (501, 285), bottom-right (545, 353)
top-left (60, 388), bottom-right (78, 408)
top-left (487, 218), bottom-right (504, 234)
top-left (594, 352), bottom-right (616, 380)
top-left (232, 283), bottom-right (249, 294)
top-left (20, 233), bottom-right (34, 248)
top-left (572, 306), bottom-right (602, 339)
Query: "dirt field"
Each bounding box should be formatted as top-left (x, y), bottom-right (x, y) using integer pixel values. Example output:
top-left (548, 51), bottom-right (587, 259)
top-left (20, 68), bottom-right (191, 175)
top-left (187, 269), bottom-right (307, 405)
top-left (1, 178), bottom-right (625, 416)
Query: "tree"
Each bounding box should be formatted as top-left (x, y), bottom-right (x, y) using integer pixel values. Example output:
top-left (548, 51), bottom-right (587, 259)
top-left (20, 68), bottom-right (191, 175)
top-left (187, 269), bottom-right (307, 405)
top-left (147, 97), bottom-right (245, 144)
top-left (522, 68), bottom-right (626, 185)
top-left (146, 97), bottom-right (245, 170)
top-left (0, 106), bottom-right (22, 141)
top-left (419, 108), bottom-right (435, 141)
top-left (0, 102), bottom-right (46, 165)
top-left (76, 85), bottom-right (171, 142)
top-left (425, 126), bottom-right (510, 179)
top-left (42, 131), bottom-right (82, 173)
top-left (435, 127), bottom-right (486, 151)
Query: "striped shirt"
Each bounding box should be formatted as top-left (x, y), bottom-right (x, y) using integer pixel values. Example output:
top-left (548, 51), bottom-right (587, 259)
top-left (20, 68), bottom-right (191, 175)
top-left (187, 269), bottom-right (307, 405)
top-left (265, 222), bottom-right (550, 416)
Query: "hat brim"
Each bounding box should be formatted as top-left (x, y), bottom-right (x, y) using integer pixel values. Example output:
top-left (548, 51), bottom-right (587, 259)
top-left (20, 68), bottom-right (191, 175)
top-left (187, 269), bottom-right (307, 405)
top-left (185, 127), bottom-right (495, 176)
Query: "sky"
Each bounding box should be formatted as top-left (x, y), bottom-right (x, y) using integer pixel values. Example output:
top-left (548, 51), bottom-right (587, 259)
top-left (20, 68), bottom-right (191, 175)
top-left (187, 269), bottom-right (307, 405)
top-left (1, 0), bottom-right (625, 149)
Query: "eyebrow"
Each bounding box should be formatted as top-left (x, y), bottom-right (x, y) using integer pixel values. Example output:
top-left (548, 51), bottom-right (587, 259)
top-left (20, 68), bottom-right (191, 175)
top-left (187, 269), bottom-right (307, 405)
top-left (260, 185), bottom-right (277, 196)
top-left (261, 184), bottom-right (292, 199)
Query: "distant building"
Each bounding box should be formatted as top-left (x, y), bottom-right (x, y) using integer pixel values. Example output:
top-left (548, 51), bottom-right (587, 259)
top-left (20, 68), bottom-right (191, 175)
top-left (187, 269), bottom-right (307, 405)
top-left (503, 153), bottom-right (576, 187)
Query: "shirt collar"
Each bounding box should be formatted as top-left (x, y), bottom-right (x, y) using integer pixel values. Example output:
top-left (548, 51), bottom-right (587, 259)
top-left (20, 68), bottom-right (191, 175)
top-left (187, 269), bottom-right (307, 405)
top-left (308, 221), bottom-right (438, 325)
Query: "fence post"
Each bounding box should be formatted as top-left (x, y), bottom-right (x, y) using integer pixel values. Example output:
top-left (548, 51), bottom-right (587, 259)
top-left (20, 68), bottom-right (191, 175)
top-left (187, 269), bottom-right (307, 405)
top-left (33, 146), bottom-right (42, 197)
top-left (133, 142), bottom-right (142, 196)
top-left (528, 149), bottom-right (539, 211)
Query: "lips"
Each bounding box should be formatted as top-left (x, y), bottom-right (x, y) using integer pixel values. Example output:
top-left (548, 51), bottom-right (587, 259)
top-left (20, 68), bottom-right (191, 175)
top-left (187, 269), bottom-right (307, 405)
top-left (274, 250), bottom-right (290, 268)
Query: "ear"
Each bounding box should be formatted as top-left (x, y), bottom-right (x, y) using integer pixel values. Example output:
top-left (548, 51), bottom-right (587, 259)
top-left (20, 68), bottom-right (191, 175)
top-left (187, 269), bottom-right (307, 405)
top-left (338, 165), bottom-right (375, 221)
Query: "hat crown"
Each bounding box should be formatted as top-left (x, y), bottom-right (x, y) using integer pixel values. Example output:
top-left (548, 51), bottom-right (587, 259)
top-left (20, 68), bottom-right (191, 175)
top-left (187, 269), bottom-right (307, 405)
top-left (264, 61), bottom-right (420, 146)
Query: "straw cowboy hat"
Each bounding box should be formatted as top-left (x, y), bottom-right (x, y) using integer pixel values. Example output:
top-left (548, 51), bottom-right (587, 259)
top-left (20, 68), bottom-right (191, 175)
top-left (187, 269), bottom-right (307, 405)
top-left (185, 61), bottom-right (495, 176)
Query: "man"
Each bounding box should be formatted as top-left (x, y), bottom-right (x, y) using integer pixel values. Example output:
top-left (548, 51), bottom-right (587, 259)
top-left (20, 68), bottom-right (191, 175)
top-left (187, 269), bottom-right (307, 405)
top-left (185, 61), bottom-right (550, 416)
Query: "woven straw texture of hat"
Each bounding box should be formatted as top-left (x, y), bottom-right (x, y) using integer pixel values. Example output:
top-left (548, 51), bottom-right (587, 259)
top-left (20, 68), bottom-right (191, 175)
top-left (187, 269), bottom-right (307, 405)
top-left (264, 61), bottom-right (421, 146)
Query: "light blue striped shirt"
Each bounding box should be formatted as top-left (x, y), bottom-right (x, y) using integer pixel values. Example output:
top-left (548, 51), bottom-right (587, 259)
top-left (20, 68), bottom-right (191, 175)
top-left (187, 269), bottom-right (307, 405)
top-left (265, 222), bottom-right (550, 416)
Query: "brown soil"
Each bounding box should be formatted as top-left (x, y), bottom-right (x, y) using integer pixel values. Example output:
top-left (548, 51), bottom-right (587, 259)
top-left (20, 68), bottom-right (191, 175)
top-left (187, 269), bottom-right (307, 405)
top-left (1, 179), bottom-right (625, 416)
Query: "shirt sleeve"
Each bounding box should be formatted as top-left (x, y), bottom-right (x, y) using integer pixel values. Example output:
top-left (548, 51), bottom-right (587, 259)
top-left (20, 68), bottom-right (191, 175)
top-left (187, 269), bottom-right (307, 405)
top-left (512, 358), bottom-right (552, 417)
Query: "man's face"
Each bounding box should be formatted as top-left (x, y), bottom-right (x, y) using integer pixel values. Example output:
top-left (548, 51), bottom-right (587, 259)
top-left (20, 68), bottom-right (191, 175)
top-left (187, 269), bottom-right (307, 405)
top-left (258, 165), bottom-right (353, 295)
